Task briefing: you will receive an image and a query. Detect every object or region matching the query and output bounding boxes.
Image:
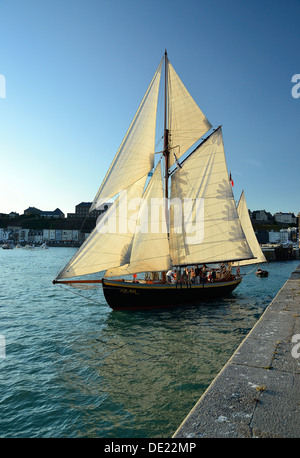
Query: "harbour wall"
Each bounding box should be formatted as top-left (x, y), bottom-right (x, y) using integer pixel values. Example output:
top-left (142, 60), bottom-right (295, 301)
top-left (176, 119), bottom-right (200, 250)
top-left (262, 247), bottom-right (299, 262)
top-left (173, 264), bottom-right (300, 438)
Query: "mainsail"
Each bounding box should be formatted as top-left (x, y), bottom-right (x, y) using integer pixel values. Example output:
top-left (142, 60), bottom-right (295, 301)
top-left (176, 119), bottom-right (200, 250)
top-left (169, 128), bottom-right (253, 266)
top-left (234, 191), bottom-right (267, 266)
top-left (90, 59), bottom-right (163, 211)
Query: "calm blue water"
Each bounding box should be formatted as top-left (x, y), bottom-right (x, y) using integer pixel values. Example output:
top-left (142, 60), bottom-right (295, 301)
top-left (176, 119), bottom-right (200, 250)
top-left (0, 247), bottom-right (298, 438)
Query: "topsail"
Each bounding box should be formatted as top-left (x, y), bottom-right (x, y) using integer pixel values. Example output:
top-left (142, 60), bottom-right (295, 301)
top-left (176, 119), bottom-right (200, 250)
top-left (167, 62), bottom-right (211, 167)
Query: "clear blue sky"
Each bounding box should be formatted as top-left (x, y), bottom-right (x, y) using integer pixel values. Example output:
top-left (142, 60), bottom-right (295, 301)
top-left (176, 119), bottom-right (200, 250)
top-left (0, 0), bottom-right (299, 216)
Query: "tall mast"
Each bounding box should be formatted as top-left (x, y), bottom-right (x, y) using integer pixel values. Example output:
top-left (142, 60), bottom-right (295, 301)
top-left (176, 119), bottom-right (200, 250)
top-left (163, 50), bottom-right (169, 201)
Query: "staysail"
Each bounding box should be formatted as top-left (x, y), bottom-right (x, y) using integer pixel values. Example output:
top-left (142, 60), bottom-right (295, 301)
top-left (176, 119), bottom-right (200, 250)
top-left (90, 59), bottom-right (163, 212)
top-left (126, 162), bottom-right (171, 273)
top-left (169, 128), bottom-right (254, 266)
top-left (234, 190), bottom-right (267, 266)
top-left (105, 162), bottom-right (171, 276)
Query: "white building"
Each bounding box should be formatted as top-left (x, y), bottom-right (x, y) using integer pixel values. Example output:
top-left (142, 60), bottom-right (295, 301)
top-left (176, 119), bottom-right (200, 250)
top-left (43, 229), bottom-right (79, 243)
top-left (62, 230), bottom-right (73, 241)
top-left (269, 230), bottom-right (289, 244)
top-left (28, 230), bottom-right (43, 244)
top-left (43, 229), bottom-right (57, 241)
top-left (19, 228), bottom-right (30, 242)
top-left (274, 212), bottom-right (297, 224)
top-left (0, 228), bottom-right (6, 241)
top-left (0, 228), bottom-right (14, 241)
top-left (253, 210), bottom-right (270, 222)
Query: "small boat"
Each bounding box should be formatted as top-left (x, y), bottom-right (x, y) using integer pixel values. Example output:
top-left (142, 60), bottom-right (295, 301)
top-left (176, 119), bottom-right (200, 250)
top-left (15, 244), bottom-right (22, 249)
top-left (2, 243), bottom-right (14, 250)
top-left (53, 51), bottom-right (264, 311)
top-left (40, 243), bottom-right (49, 249)
top-left (25, 244), bottom-right (35, 249)
top-left (255, 268), bottom-right (269, 277)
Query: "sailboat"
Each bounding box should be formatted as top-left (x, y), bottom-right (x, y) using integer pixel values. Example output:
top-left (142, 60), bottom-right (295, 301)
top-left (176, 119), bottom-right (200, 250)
top-left (235, 191), bottom-right (267, 266)
top-left (53, 51), bottom-right (260, 310)
top-left (234, 190), bottom-right (268, 276)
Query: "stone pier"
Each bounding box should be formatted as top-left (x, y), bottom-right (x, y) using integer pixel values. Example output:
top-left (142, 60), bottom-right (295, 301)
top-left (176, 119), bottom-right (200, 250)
top-left (173, 264), bottom-right (300, 438)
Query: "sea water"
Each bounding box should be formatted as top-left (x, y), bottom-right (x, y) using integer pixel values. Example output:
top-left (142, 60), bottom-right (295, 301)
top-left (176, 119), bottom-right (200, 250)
top-left (0, 247), bottom-right (298, 438)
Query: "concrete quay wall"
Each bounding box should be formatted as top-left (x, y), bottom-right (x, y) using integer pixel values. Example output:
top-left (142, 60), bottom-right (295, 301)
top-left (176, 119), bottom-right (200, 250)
top-left (173, 264), bottom-right (300, 438)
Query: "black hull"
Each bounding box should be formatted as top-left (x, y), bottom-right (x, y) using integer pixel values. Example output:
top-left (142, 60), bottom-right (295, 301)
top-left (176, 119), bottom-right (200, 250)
top-left (102, 278), bottom-right (242, 310)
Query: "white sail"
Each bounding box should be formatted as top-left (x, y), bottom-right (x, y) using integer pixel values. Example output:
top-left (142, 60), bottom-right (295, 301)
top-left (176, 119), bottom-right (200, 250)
top-left (90, 59), bottom-right (163, 211)
top-left (104, 263), bottom-right (131, 278)
top-left (105, 162), bottom-right (171, 276)
top-left (126, 161), bottom-right (171, 274)
top-left (56, 175), bottom-right (148, 279)
top-left (169, 128), bottom-right (254, 266)
top-left (234, 191), bottom-right (267, 266)
top-left (167, 60), bottom-right (211, 167)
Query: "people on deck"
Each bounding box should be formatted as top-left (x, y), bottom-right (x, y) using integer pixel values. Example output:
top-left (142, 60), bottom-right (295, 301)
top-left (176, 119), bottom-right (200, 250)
top-left (166, 269), bottom-right (175, 283)
top-left (163, 263), bottom-right (235, 285)
top-left (211, 269), bottom-right (216, 282)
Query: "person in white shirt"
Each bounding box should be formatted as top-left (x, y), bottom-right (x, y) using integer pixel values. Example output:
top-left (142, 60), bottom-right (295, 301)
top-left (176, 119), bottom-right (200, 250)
top-left (166, 269), bottom-right (174, 283)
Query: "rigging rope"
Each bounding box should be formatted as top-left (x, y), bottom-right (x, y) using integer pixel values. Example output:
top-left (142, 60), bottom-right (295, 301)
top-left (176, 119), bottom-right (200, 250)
top-left (244, 263), bottom-right (259, 275)
top-left (56, 283), bottom-right (107, 307)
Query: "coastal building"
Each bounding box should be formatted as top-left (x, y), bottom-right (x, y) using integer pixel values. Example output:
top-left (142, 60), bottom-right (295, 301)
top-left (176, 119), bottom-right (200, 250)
top-left (274, 212), bottom-right (297, 224)
top-left (24, 207), bottom-right (41, 216)
top-left (28, 230), bottom-right (43, 244)
top-left (0, 227), bottom-right (28, 242)
top-left (285, 227), bottom-right (298, 242)
top-left (43, 229), bottom-right (79, 243)
top-left (62, 230), bottom-right (79, 242)
top-left (0, 228), bottom-right (7, 241)
top-left (251, 209), bottom-right (273, 223)
top-left (44, 229), bottom-right (55, 242)
top-left (19, 228), bottom-right (30, 242)
top-left (40, 208), bottom-right (64, 219)
top-left (75, 201), bottom-right (112, 219)
top-left (24, 207), bottom-right (64, 218)
top-left (269, 230), bottom-right (289, 244)
top-left (9, 212), bottom-right (19, 218)
top-left (75, 202), bottom-right (101, 219)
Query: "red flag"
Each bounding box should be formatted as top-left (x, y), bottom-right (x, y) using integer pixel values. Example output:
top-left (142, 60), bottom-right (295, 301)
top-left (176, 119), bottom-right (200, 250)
top-left (229, 172), bottom-right (234, 187)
